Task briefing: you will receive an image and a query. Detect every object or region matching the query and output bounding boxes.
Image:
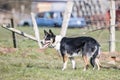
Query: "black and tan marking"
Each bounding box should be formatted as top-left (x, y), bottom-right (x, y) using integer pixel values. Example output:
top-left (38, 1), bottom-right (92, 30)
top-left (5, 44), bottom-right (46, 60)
top-left (42, 29), bottom-right (101, 71)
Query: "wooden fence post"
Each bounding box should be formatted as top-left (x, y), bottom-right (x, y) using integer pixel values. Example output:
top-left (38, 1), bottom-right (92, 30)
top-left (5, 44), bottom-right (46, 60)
top-left (60, 0), bottom-right (73, 37)
top-left (11, 18), bottom-right (17, 48)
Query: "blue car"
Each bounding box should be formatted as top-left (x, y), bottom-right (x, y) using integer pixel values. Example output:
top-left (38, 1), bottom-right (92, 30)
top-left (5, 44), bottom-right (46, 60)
top-left (36, 11), bottom-right (86, 27)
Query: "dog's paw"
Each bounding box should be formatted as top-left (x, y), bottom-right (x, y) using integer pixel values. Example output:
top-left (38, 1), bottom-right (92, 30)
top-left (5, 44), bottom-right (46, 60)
top-left (83, 68), bottom-right (87, 71)
top-left (62, 67), bottom-right (66, 71)
top-left (73, 67), bottom-right (77, 70)
top-left (62, 68), bottom-right (65, 71)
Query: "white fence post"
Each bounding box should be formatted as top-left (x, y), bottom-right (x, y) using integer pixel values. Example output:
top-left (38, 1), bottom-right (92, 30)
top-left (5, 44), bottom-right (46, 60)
top-left (109, 0), bottom-right (116, 53)
top-left (1, 24), bottom-right (37, 41)
top-left (31, 12), bottom-right (42, 48)
top-left (60, 0), bottom-right (73, 37)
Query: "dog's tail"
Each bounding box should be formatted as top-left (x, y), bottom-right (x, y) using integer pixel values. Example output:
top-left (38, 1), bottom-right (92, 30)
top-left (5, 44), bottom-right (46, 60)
top-left (90, 46), bottom-right (100, 67)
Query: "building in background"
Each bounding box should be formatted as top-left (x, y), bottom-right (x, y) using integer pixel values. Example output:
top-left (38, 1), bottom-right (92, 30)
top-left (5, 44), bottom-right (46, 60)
top-left (0, 0), bottom-right (120, 28)
top-left (32, 0), bottom-right (67, 13)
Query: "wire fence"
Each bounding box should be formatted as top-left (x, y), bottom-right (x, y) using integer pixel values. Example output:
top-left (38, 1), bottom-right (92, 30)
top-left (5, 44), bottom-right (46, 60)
top-left (73, 0), bottom-right (120, 30)
top-left (0, 0), bottom-right (120, 52)
top-left (0, 0), bottom-right (120, 29)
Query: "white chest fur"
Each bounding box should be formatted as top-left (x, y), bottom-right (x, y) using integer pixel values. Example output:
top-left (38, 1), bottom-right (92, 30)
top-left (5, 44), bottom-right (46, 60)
top-left (52, 35), bottom-right (62, 53)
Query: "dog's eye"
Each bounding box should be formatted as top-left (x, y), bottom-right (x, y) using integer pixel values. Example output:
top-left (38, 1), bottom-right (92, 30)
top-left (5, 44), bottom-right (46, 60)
top-left (45, 37), bottom-right (50, 40)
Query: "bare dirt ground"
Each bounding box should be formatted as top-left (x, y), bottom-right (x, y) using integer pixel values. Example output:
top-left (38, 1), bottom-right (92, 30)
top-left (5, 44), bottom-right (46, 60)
top-left (0, 47), bottom-right (17, 54)
top-left (99, 52), bottom-right (120, 69)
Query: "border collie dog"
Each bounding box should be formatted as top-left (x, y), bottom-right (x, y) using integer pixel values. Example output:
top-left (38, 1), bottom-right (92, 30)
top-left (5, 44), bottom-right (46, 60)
top-left (42, 29), bottom-right (101, 71)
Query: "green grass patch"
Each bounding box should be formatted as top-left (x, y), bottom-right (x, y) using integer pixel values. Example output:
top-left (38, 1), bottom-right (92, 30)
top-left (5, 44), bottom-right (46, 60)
top-left (0, 27), bottom-right (120, 80)
top-left (0, 50), bottom-right (120, 80)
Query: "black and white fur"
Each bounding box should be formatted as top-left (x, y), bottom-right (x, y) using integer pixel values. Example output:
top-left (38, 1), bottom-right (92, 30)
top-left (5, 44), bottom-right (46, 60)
top-left (42, 29), bottom-right (101, 71)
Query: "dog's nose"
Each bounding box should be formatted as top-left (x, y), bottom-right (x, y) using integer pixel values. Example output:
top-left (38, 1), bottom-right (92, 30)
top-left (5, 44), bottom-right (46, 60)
top-left (40, 40), bottom-right (45, 45)
top-left (41, 41), bottom-right (44, 45)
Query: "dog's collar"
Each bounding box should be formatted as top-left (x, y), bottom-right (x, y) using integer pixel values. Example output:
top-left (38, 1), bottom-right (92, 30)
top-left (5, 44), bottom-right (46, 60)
top-left (51, 35), bottom-right (63, 48)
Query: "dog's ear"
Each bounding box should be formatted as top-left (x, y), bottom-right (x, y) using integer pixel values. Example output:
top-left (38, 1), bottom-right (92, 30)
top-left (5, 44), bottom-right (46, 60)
top-left (49, 29), bottom-right (54, 36)
top-left (44, 30), bottom-right (49, 36)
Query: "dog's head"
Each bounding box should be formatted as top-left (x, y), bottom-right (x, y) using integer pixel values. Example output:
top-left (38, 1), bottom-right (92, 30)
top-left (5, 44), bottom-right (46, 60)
top-left (42, 29), bottom-right (56, 48)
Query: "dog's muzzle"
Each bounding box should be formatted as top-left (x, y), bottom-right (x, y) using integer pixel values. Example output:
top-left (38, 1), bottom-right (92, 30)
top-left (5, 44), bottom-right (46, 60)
top-left (41, 40), bottom-right (52, 48)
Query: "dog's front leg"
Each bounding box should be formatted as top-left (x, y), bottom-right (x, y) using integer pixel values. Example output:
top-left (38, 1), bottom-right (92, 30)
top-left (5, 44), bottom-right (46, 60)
top-left (62, 55), bottom-right (68, 71)
top-left (69, 57), bottom-right (76, 70)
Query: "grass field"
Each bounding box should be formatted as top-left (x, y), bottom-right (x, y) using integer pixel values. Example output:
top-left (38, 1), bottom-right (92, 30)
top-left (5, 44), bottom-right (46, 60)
top-left (0, 27), bottom-right (120, 80)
